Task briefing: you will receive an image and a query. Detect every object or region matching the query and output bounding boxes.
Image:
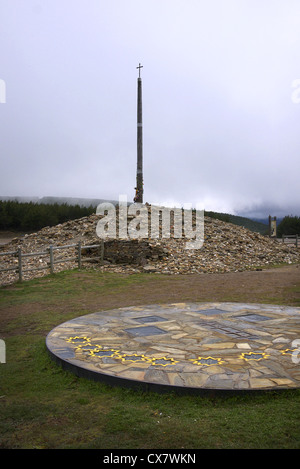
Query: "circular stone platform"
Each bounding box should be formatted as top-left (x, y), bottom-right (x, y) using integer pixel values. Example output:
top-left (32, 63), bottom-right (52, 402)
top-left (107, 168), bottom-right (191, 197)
top-left (46, 302), bottom-right (300, 394)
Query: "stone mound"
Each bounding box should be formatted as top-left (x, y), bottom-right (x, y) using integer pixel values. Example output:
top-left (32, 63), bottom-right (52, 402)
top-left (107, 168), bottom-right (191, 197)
top-left (0, 209), bottom-right (299, 285)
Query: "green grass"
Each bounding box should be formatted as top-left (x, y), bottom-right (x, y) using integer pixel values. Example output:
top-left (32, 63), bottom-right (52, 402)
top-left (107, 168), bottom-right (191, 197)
top-left (287, 285), bottom-right (300, 306)
top-left (1, 269), bottom-right (300, 449)
top-left (0, 269), bottom-right (154, 305)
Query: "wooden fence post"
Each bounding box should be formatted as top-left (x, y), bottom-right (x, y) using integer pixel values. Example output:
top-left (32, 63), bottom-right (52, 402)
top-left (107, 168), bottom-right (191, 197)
top-left (100, 240), bottom-right (104, 265)
top-left (1, 241), bottom-right (103, 281)
top-left (49, 245), bottom-right (54, 274)
top-left (78, 241), bottom-right (82, 269)
top-left (17, 247), bottom-right (23, 282)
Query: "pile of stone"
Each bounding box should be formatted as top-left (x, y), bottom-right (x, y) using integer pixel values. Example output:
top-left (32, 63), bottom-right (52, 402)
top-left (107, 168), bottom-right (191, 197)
top-left (0, 207), bottom-right (299, 286)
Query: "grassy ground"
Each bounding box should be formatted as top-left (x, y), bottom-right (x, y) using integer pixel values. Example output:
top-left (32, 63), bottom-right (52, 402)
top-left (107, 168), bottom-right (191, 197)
top-left (0, 266), bottom-right (300, 449)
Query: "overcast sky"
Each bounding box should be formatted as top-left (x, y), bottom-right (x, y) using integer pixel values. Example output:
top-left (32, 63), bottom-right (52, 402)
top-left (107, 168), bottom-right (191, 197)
top-left (1, 0), bottom-right (300, 218)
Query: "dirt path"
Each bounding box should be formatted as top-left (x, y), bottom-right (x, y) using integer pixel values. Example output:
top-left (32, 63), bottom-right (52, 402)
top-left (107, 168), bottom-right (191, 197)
top-left (82, 264), bottom-right (300, 310)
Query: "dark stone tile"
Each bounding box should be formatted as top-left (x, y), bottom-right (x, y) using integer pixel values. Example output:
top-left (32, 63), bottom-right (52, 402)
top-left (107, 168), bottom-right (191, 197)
top-left (193, 309), bottom-right (228, 316)
top-left (91, 350), bottom-right (117, 357)
top-left (134, 315), bottom-right (166, 324)
top-left (125, 325), bottom-right (167, 336)
top-left (235, 314), bottom-right (271, 322)
top-left (58, 349), bottom-right (75, 359)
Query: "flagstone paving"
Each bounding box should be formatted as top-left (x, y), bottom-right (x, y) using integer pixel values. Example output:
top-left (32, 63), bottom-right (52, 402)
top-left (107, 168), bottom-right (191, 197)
top-left (46, 302), bottom-right (300, 394)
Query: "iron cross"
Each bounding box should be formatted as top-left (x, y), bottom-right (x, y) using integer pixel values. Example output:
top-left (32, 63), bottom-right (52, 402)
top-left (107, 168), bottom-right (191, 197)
top-left (136, 63), bottom-right (143, 78)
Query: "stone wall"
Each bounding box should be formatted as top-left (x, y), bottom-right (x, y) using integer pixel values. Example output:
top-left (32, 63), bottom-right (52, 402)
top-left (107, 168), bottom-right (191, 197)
top-left (102, 239), bottom-right (166, 266)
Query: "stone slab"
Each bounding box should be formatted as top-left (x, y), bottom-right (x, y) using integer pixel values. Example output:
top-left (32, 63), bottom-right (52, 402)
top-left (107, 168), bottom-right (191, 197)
top-left (46, 302), bottom-right (300, 394)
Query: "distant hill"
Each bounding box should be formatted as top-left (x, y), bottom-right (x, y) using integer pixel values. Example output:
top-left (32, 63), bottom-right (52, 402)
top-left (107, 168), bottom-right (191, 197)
top-left (0, 195), bottom-right (118, 207)
top-left (205, 211), bottom-right (269, 235)
top-left (0, 196), bottom-right (271, 235)
top-left (249, 217), bottom-right (284, 227)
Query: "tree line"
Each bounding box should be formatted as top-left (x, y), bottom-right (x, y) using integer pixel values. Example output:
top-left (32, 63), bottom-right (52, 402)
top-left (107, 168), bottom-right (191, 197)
top-left (277, 215), bottom-right (300, 237)
top-left (0, 200), bottom-right (299, 236)
top-left (0, 200), bottom-right (95, 231)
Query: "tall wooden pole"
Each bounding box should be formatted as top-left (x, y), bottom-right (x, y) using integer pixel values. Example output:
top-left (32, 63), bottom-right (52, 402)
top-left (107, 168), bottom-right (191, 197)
top-left (134, 63), bottom-right (143, 203)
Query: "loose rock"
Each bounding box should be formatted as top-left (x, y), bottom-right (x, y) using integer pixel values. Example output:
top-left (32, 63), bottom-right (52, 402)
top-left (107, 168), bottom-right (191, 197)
top-left (0, 207), bottom-right (299, 286)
